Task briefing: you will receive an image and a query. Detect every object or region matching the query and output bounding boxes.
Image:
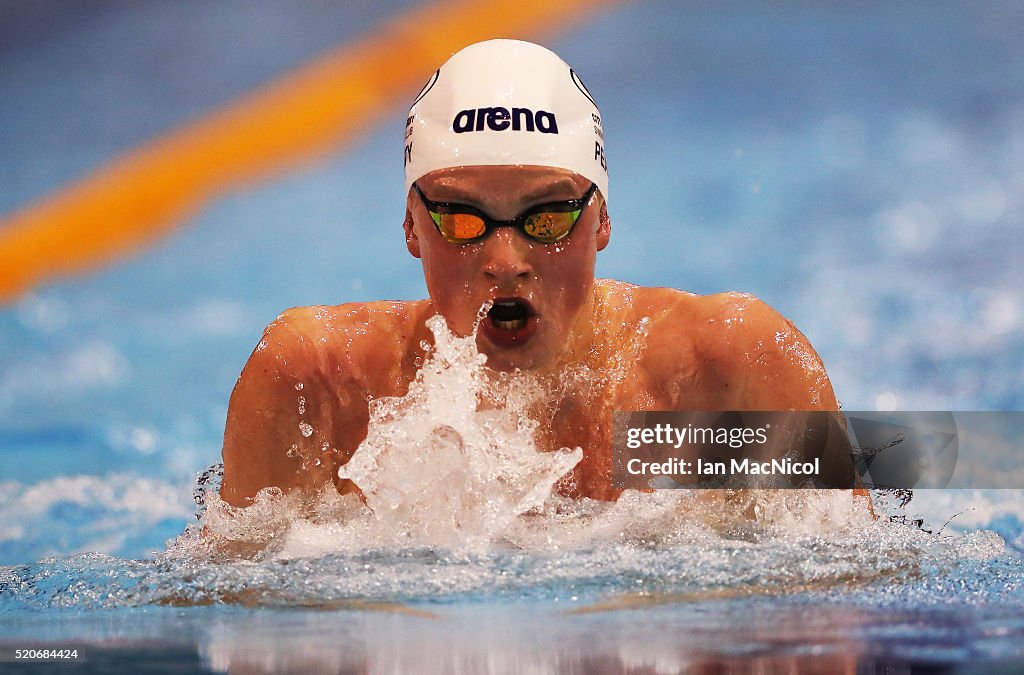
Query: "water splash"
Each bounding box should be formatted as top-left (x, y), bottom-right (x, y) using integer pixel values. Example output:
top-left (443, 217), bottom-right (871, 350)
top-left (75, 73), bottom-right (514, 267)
top-left (183, 310), bottom-right (1001, 567)
top-left (0, 460), bottom-right (1010, 611)
top-left (15, 310), bottom-right (1000, 612)
top-left (3, 487), bottom-right (1009, 611)
top-left (337, 314), bottom-right (582, 549)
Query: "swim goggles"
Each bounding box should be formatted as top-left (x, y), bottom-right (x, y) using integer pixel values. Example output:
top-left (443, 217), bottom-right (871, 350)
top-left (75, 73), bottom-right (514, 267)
top-left (414, 182), bottom-right (598, 244)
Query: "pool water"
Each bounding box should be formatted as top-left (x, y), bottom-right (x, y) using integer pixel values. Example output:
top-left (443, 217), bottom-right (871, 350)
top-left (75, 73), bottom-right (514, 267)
top-left (3, 315), bottom-right (1024, 671)
top-left (1, 0), bottom-right (1022, 671)
top-left (1, 489), bottom-right (1022, 671)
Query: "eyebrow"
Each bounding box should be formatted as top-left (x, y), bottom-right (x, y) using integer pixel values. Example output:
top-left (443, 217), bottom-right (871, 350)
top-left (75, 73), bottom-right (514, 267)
top-left (426, 177), bottom-right (586, 206)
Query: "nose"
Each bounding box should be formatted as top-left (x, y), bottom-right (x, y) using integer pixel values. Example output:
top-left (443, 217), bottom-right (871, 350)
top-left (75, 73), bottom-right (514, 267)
top-left (481, 228), bottom-right (533, 286)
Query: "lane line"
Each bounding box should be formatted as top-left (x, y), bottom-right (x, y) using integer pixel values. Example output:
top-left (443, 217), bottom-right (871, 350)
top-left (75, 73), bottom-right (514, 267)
top-left (0, 0), bottom-right (621, 303)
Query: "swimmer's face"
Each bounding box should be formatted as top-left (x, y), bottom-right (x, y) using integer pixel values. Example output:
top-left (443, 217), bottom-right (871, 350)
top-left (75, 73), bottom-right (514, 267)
top-left (405, 165), bottom-right (609, 371)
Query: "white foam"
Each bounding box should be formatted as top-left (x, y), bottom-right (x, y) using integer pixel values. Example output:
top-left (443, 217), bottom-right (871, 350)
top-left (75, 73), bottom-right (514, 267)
top-left (337, 315), bottom-right (582, 549)
top-left (0, 474), bottom-right (193, 555)
top-left (0, 340), bottom-right (129, 413)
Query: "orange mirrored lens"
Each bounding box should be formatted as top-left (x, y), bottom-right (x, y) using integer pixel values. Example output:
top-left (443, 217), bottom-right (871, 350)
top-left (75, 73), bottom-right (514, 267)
top-left (431, 212), bottom-right (486, 242)
top-left (523, 211), bottom-right (579, 242)
top-left (444, 213), bottom-right (486, 241)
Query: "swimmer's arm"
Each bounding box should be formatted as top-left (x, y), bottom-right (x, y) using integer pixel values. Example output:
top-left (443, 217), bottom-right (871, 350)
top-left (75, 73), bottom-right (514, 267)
top-left (718, 296), bottom-right (839, 412)
top-left (708, 296), bottom-right (872, 505)
top-left (642, 290), bottom-right (838, 411)
top-left (219, 312), bottom-right (341, 507)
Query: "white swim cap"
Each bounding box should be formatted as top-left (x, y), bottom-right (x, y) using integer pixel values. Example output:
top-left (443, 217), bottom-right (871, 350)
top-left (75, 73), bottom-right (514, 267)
top-left (403, 39), bottom-right (608, 201)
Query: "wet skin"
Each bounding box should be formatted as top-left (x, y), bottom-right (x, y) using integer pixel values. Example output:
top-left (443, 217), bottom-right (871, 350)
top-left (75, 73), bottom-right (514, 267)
top-left (220, 166), bottom-right (851, 506)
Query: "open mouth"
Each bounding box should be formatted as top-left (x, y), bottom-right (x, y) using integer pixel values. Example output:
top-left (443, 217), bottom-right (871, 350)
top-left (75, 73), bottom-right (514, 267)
top-left (479, 298), bottom-right (537, 349)
top-left (488, 299), bottom-right (531, 331)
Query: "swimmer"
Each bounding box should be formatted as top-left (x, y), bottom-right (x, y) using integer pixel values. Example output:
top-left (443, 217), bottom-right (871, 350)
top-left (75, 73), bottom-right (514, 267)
top-left (220, 40), bottom-right (863, 507)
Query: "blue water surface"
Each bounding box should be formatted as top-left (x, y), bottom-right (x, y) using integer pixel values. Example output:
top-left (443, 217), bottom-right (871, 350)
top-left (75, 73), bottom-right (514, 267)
top-left (0, 1), bottom-right (1021, 670)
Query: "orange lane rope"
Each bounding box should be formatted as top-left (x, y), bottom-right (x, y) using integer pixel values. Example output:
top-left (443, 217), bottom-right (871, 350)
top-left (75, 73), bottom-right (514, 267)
top-left (0, 0), bottom-right (622, 303)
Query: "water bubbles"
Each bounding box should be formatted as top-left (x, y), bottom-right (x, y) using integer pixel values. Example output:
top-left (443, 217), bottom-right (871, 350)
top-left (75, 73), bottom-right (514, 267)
top-left (474, 300), bottom-right (494, 329)
top-left (16, 292), bottom-right (69, 334)
top-left (297, 396), bottom-right (306, 415)
top-left (192, 463), bottom-right (224, 519)
top-left (337, 314), bottom-right (581, 548)
top-left (295, 382), bottom-right (303, 391)
top-left (876, 201), bottom-right (940, 253)
top-left (107, 423), bottom-right (159, 455)
top-left (978, 289), bottom-right (1019, 336)
top-left (956, 179), bottom-right (1008, 224)
top-left (875, 392), bottom-right (901, 412)
top-left (129, 427), bottom-right (158, 455)
top-left (299, 422), bottom-right (314, 438)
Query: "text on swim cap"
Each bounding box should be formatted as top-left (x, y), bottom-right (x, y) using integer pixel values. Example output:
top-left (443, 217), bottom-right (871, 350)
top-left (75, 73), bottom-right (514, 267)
top-left (452, 107), bottom-right (559, 134)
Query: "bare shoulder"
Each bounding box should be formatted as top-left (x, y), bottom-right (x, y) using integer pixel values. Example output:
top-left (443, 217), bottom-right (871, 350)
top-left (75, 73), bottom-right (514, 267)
top-left (625, 287), bottom-right (838, 410)
top-left (270, 300), bottom-right (425, 349)
top-left (697, 292), bottom-right (837, 410)
top-left (262, 300), bottom-right (430, 385)
top-left (219, 300), bottom-right (429, 506)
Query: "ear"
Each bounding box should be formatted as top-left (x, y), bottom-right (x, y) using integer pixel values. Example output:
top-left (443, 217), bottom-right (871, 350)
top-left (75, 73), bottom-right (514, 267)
top-left (403, 208), bottom-right (421, 258)
top-left (595, 202), bottom-right (611, 251)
